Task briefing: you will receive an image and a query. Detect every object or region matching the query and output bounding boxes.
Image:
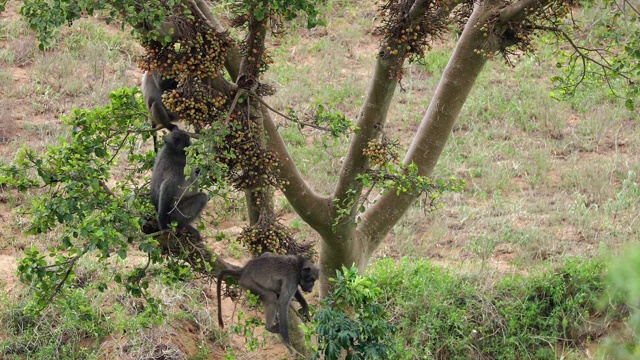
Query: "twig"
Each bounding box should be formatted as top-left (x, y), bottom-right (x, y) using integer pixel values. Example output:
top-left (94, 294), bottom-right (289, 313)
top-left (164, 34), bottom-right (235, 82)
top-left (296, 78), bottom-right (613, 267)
top-left (49, 254), bottom-right (81, 300)
top-left (250, 94), bottom-right (335, 132)
top-left (99, 180), bottom-right (117, 199)
top-left (531, 25), bottom-right (632, 81)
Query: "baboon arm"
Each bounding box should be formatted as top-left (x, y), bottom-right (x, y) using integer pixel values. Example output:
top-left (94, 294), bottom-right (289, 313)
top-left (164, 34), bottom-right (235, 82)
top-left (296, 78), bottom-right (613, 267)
top-left (142, 72), bottom-right (178, 131)
top-left (294, 289), bottom-right (310, 320)
top-left (157, 181), bottom-right (174, 229)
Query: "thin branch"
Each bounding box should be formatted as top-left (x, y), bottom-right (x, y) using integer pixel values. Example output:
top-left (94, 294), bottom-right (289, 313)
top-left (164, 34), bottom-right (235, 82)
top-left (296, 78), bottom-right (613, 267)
top-left (99, 180), bottom-right (118, 199)
top-left (622, 0), bottom-right (640, 16)
top-left (249, 94), bottom-right (339, 133)
top-left (40, 255), bottom-right (81, 270)
top-left (106, 131), bottom-right (131, 166)
top-left (143, 229), bottom-right (171, 237)
top-left (532, 24), bottom-right (633, 81)
top-left (49, 254), bottom-right (81, 300)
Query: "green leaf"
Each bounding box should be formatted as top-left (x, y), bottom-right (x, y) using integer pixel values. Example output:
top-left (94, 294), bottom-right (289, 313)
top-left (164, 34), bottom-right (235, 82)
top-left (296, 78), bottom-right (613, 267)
top-left (625, 98), bottom-right (635, 111)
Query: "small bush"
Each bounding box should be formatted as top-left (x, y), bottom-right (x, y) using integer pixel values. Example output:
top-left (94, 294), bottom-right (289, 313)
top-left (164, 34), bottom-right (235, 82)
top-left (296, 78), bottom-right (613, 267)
top-left (372, 257), bottom-right (623, 360)
top-left (602, 244), bottom-right (640, 357)
top-left (309, 266), bottom-right (396, 360)
top-left (0, 288), bottom-right (106, 360)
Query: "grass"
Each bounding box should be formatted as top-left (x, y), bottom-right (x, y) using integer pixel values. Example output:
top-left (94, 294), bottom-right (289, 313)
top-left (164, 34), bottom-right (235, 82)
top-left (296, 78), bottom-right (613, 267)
top-left (372, 257), bottom-right (625, 360)
top-left (0, 257), bottom-right (225, 359)
top-left (0, 0), bottom-right (639, 358)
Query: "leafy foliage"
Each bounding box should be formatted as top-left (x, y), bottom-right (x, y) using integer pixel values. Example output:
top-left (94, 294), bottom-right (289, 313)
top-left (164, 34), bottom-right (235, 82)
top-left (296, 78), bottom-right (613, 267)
top-left (1, 287), bottom-right (107, 359)
top-left (550, 1), bottom-right (640, 110)
top-left (230, 0), bottom-right (325, 29)
top-left (0, 257), bottom-right (221, 359)
top-left (602, 243), bottom-right (640, 357)
top-left (308, 266), bottom-right (396, 360)
top-left (18, 0), bottom-right (175, 49)
top-left (0, 87), bottom-right (226, 313)
top-left (373, 257), bottom-right (623, 359)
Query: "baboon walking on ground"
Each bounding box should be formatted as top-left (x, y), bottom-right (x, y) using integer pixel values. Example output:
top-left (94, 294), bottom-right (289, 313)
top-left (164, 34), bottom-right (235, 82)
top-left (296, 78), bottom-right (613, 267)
top-left (217, 253), bottom-right (319, 348)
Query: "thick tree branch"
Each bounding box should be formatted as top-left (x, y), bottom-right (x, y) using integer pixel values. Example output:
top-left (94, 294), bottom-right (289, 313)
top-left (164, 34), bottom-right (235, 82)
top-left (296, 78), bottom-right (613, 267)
top-left (237, 18), bottom-right (270, 226)
top-left (331, 58), bottom-right (396, 227)
top-left (499, 0), bottom-right (546, 22)
top-left (262, 106), bottom-right (333, 231)
top-left (332, 0), bottom-right (435, 235)
top-left (359, 4), bottom-right (491, 254)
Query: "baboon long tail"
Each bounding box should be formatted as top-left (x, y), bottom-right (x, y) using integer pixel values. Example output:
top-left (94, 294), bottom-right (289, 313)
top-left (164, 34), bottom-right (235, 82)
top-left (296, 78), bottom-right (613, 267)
top-left (217, 269), bottom-right (243, 328)
top-left (217, 272), bottom-right (226, 328)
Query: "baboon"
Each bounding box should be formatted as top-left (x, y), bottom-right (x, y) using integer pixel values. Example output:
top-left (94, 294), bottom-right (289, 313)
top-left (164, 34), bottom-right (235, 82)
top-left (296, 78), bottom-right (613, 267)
top-left (151, 129), bottom-right (208, 231)
top-left (141, 70), bottom-right (179, 131)
top-left (217, 253), bottom-right (319, 347)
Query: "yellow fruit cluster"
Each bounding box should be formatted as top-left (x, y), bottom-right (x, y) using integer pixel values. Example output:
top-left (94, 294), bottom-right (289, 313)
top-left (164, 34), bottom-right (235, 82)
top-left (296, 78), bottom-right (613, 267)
top-left (162, 78), bottom-right (227, 129)
top-left (139, 18), bottom-right (231, 80)
top-left (363, 138), bottom-right (399, 168)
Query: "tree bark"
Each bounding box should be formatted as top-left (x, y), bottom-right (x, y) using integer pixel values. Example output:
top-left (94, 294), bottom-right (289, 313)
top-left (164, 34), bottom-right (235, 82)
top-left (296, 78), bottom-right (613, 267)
top-left (359, 3), bottom-right (492, 259)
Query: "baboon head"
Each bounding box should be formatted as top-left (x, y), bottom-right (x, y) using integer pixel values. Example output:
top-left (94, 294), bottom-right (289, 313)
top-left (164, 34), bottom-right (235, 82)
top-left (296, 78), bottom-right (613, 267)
top-left (165, 129), bottom-right (192, 153)
top-left (299, 261), bottom-right (319, 293)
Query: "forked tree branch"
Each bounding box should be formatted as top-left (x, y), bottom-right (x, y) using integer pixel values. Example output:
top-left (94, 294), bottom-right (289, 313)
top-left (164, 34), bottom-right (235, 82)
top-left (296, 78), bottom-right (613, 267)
top-left (359, 3), bottom-right (490, 254)
top-left (332, 0), bottom-right (436, 237)
top-left (261, 105), bottom-right (333, 231)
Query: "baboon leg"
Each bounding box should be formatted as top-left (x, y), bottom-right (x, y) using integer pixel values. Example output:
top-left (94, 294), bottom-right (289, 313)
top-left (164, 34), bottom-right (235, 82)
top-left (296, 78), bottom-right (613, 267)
top-left (171, 193), bottom-right (208, 227)
top-left (150, 101), bottom-right (178, 131)
top-left (278, 295), bottom-right (294, 346)
top-left (294, 290), bottom-right (310, 321)
top-left (239, 278), bottom-right (280, 333)
top-left (178, 224), bottom-right (202, 242)
top-left (263, 291), bottom-right (280, 334)
top-left (157, 181), bottom-right (177, 229)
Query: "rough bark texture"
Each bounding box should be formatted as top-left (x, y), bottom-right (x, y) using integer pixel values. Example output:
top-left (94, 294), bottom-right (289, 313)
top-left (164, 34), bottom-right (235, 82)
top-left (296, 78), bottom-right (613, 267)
top-left (359, 3), bottom-right (492, 258)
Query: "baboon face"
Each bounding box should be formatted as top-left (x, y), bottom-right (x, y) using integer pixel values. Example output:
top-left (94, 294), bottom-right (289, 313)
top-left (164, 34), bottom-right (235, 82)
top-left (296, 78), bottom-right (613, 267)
top-left (165, 129), bottom-right (192, 152)
top-left (299, 264), bottom-right (319, 293)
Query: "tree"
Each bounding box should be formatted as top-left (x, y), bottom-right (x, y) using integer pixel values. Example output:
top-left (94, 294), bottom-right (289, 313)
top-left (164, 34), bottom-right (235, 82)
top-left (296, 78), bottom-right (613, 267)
top-left (1, 0), bottom-right (638, 353)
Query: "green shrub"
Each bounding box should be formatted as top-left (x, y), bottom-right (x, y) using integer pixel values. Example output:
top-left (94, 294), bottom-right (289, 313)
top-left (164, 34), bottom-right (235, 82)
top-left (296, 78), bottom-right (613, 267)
top-left (372, 257), bottom-right (622, 360)
top-left (602, 244), bottom-right (640, 358)
top-left (0, 288), bottom-right (106, 359)
top-left (310, 266), bottom-right (396, 360)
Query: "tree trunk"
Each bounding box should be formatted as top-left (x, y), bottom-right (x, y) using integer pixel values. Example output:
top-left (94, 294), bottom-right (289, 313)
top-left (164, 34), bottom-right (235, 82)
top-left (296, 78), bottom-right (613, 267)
top-left (357, 3), bottom-right (492, 260)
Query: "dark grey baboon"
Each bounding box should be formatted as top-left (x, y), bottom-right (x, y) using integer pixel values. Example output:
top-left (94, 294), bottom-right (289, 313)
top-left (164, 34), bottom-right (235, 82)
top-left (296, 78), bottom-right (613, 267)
top-left (217, 253), bottom-right (319, 347)
top-left (151, 129), bottom-right (208, 231)
top-left (141, 70), bottom-right (179, 131)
